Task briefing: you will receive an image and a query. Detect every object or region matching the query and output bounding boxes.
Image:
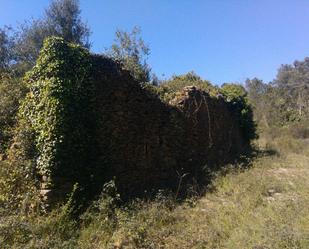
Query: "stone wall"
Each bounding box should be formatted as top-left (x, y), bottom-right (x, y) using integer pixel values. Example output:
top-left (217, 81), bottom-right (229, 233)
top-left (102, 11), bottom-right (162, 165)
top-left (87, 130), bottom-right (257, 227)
top-left (87, 56), bottom-right (245, 198)
top-left (20, 40), bottom-right (247, 206)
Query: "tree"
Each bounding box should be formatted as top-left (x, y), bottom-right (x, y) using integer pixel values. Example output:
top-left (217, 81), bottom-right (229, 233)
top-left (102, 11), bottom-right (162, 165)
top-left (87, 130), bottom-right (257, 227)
top-left (13, 19), bottom-right (50, 68)
top-left (275, 58), bottom-right (309, 118)
top-left (14, 0), bottom-right (91, 66)
top-left (109, 26), bottom-right (150, 82)
top-left (45, 0), bottom-right (91, 47)
top-left (245, 78), bottom-right (271, 128)
top-left (0, 28), bottom-right (27, 153)
top-left (245, 58), bottom-right (309, 128)
top-left (0, 27), bottom-right (14, 71)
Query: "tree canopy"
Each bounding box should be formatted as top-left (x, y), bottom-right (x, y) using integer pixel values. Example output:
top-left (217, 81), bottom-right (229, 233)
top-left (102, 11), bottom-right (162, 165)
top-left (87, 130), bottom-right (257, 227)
top-left (14, 0), bottom-right (91, 67)
top-left (108, 26), bottom-right (150, 82)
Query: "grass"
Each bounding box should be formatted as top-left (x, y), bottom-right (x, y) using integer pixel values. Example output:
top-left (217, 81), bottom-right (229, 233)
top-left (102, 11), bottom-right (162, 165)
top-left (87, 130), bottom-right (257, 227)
top-left (1, 134), bottom-right (309, 248)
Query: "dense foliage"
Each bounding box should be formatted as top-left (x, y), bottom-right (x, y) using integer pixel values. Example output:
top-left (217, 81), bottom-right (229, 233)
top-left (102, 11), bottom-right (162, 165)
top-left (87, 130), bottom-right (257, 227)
top-left (221, 83), bottom-right (257, 142)
top-left (0, 27), bottom-right (13, 70)
top-left (6, 0), bottom-right (90, 69)
top-left (19, 37), bottom-right (95, 182)
top-left (108, 26), bottom-right (151, 82)
top-left (157, 71), bottom-right (219, 103)
top-left (0, 73), bottom-right (27, 153)
top-left (246, 57), bottom-right (309, 129)
top-left (0, 0), bottom-right (91, 158)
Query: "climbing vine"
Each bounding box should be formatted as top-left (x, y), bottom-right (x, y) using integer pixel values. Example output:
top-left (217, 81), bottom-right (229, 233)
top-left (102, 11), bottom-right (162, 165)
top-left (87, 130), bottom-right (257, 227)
top-left (19, 37), bottom-right (95, 181)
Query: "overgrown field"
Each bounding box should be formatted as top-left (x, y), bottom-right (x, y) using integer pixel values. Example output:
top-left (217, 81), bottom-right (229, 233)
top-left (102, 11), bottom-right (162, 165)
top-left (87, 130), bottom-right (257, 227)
top-left (1, 132), bottom-right (309, 248)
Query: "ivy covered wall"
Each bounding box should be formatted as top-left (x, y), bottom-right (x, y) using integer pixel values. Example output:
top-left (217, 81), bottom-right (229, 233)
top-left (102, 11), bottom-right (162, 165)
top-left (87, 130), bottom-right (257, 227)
top-left (17, 37), bottom-right (252, 206)
top-left (19, 37), bottom-right (97, 203)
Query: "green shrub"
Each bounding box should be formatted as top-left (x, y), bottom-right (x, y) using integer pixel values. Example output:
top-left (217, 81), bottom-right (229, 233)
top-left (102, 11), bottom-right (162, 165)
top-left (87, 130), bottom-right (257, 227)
top-left (0, 159), bottom-right (39, 214)
top-left (221, 83), bottom-right (257, 143)
top-left (0, 72), bottom-right (27, 154)
top-left (158, 71), bottom-right (219, 103)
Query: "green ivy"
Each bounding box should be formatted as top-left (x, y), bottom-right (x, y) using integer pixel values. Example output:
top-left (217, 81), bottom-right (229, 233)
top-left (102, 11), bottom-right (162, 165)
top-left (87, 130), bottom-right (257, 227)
top-left (19, 37), bottom-right (95, 182)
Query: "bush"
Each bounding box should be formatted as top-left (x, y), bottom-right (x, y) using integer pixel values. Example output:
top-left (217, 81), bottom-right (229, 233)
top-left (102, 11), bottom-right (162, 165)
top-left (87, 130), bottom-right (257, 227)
top-left (0, 202), bottom-right (78, 248)
top-left (0, 159), bottom-right (39, 215)
top-left (221, 83), bottom-right (257, 143)
top-left (290, 122), bottom-right (309, 139)
top-left (261, 126), bottom-right (309, 156)
top-left (0, 72), bottom-right (27, 154)
top-left (158, 71), bottom-right (219, 103)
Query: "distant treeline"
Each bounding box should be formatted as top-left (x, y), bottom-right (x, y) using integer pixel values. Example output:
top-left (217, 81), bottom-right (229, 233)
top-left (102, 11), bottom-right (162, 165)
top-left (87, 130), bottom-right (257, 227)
top-left (246, 58), bottom-right (309, 129)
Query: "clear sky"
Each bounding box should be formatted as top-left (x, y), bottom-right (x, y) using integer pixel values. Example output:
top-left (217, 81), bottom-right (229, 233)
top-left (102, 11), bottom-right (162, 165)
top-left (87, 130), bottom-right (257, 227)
top-left (1, 0), bottom-right (309, 85)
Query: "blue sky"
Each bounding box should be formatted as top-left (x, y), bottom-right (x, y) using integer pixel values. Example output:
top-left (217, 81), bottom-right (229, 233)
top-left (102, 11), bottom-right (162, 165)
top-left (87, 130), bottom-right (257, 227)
top-left (1, 0), bottom-right (309, 85)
